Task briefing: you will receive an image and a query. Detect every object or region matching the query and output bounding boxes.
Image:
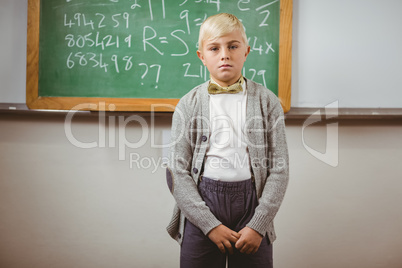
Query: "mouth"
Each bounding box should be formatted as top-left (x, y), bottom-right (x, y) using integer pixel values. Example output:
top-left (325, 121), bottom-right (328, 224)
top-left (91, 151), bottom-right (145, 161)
top-left (219, 64), bottom-right (232, 68)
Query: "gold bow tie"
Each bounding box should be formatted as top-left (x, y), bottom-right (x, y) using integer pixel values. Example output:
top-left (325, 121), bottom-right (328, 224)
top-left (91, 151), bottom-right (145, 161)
top-left (208, 76), bottom-right (244, 95)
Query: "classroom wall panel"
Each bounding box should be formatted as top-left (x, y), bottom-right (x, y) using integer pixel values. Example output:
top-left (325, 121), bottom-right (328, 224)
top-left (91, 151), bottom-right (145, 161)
top-left (0, 0), bottom-right (27, 103)
top-left (1, 115), bottom-right (402, 267)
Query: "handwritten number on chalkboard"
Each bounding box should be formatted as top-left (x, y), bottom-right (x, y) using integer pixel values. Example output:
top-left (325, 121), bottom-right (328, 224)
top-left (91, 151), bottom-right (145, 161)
top-left (65, 34), bottom-right (74, 47)
top-left (249, 68), bottom-right (256, 81)
top-left (183, 63), bottom-right (199, 78)
top-left (252, 37), bottom-right (263, 54)
top-left (74, 13), bottom-right (81, 26)
top-left (111, 13), bottom-right (129, 28)
top-left (64, 32), bottom-right (131, 50)
top-left (76, 52), bottom-right (88, 66)
top-left (85, 33), bottom-right (95, 47)
top-left (209, 0), bottom-right (221, 11)
top-left (64, 14), bottom-right (74, 28)
top-left (66, 52), bottom-right (136, 74)
top-left (76, 35), bottom-right (85, 48)
top-left (112, 14), bottom-right (121, 28)
top-left (256, 0), bottom-right (279, 27)
top-left (258, 10), bottom-right (270, 27)
top-left (112, 55), bottom-right (120, 73)
top-left (105, 35), bottom-right (117, 48)
top-left (82, 14), bottom-right (95, 30)
top-left (124, 35), bottom-right (132, 48)
top-left (88, 53), bottom-right (99, 68)
top-left (67, 53), bottom-right (74, 69)
top-left (257, 70), bottom-right (267, 88)
top-left (243, 68), bottom-right (267, 88)
top-left (96, 13), bottom-right (106, 28)
top-left (95, 32), bottom-right (105, 50)
top-left (123, 56), bottom-right (133, 71)
top-left (123, 12), bottom-right (130, 28)
top-left (180, 10), bottom-right (190, 34)
top-left (99, 54), bottom-right (108, 72)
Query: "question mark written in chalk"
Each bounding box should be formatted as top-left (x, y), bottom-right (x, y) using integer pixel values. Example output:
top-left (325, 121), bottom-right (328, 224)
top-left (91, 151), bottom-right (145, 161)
top-left (138, 63), bottom-right (161, 88)
top-left (138, 63), bottom-right (148, 86)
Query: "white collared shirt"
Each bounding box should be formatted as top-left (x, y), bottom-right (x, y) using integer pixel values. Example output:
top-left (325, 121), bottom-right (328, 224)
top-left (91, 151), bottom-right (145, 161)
top-left (203, 79), bottom-right (251, 182)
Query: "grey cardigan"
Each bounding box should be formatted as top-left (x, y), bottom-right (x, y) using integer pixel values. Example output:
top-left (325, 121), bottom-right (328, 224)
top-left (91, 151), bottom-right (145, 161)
top-left (166, 78), bottom-right (289, 245)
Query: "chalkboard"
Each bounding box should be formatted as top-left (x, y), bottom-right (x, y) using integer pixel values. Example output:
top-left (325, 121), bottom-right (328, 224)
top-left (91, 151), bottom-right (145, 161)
top-left (27, 0), bottom-right (292, 112)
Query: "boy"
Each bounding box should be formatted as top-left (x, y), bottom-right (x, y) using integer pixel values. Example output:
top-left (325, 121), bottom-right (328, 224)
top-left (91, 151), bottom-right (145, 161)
top-left (166, 13), bottom-right (289, 268)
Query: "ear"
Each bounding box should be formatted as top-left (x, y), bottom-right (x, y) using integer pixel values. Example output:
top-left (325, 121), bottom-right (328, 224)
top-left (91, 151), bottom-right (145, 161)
top-left (197, 50), bottom-right (206, 66)
top-left (244, 46), bottom-right (251, 60)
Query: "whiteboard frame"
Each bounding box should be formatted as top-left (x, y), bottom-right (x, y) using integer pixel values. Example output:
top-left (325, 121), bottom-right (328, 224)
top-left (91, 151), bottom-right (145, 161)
top-left (26, 0), bottom-right (292, 112)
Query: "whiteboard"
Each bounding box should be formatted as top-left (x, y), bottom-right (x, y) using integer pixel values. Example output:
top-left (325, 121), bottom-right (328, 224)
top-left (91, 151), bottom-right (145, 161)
top-left (291, 0), bottom-right (402, 108)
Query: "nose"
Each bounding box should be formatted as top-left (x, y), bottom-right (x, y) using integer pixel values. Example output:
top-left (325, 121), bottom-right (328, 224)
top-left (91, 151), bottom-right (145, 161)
top-left (220, 48), bottom-right (230, 60)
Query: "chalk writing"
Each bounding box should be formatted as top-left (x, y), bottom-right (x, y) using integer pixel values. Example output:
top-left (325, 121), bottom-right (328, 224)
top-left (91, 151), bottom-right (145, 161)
top-left (45, 0), bottom-right (280, 97)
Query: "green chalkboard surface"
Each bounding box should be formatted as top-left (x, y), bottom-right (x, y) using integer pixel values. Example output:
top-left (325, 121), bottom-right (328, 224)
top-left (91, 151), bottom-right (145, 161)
top-left (27, 0), bottom-right (292, 111)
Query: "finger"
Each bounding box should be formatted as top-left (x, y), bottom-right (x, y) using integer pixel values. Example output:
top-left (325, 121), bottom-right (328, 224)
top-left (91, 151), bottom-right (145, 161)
top-left (229, 234), bottom-right (240, 243)
top-left (235, 239), bottom-right (244, 250)
top-left (246, 247), bottom-right (254, 255)
top-left (223, 240), bottom-right (234, 255)
top-left (217, 243), bottom-right (226, 254)
top-left (239, 244), bottom-right (248, 254)
top-left (231, 232), bottom-right (241, 239)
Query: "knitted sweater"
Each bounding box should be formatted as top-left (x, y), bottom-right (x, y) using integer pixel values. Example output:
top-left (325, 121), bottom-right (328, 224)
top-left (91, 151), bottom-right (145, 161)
top-left (166, 78), bottom-right (289, 245)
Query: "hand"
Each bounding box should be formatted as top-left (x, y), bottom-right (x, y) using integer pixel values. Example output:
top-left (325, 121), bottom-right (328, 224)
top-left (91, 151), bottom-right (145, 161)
top-left (207, 224), bottom-right (241, 254)
top-left (235, 227), bottom-right (263, 254)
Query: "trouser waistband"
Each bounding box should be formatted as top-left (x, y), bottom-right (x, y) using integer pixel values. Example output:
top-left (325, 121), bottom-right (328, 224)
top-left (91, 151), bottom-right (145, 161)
top-left (199, 176), bottom-right (255, 193)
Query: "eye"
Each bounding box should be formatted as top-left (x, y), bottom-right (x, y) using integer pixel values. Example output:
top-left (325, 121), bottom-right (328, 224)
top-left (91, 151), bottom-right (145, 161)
top-left (229, 45), bottom-right (238, 50)
top-left (209, 47), bottom-right (218, 52)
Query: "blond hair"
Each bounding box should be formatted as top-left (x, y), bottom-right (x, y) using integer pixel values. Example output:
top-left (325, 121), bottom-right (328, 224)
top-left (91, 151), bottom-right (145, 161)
top-left (198, 13), bottom-right (248, 52)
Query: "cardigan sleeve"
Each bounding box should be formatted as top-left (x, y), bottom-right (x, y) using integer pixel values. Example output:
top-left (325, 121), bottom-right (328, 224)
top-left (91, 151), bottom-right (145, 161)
top-left (166, 96), bottom-right (221, 236)
top-left (246, 98), bottom-right (290, 236)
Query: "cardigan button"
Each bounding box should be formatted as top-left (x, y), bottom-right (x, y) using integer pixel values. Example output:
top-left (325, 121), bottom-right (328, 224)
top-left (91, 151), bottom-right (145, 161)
top-left (178, 233), bottom-right (182, 239)
top-left (202, 135), bottom-right (208, 142)
top-left (193, 168), bottom-right (199, 174)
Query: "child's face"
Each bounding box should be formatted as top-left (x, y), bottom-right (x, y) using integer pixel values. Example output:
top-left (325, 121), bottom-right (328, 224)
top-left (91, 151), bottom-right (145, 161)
top-left (197, 30), bottom-right (250, 87)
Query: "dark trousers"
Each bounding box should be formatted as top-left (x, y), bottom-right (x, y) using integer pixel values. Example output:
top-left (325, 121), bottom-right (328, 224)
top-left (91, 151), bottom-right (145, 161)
top-left (180, 177), bottom-right (273, 268)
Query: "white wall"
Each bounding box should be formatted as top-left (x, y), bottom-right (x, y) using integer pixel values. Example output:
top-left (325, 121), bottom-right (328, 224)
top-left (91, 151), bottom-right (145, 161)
top-left (0, 0), bottom-right (27, 103)
top-left (280, 120), bottom-right (402, 267)
top-left (1, 1), bottom-right (402, 268)
top-left (0, 114), bottom-right (180, 267)
top-left (1, 114), bottom-right (402, 268)
top-left (291, 0), bottom-right (402, 108)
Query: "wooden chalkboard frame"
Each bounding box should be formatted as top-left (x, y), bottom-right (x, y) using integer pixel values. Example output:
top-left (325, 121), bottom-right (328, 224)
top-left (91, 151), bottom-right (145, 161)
top-left (27, 0), bottom-right (292, 112)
